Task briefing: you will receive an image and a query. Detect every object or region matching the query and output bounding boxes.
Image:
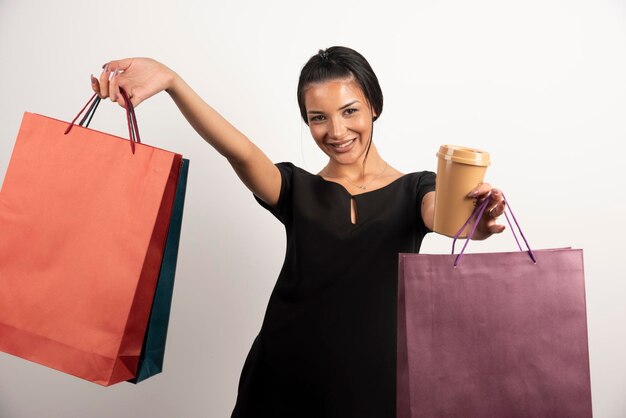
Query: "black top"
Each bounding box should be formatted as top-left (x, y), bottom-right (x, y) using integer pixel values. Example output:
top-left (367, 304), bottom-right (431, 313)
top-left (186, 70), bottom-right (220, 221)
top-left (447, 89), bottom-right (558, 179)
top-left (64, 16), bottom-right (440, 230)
top-left (231, 162), bottom-right (436, 418)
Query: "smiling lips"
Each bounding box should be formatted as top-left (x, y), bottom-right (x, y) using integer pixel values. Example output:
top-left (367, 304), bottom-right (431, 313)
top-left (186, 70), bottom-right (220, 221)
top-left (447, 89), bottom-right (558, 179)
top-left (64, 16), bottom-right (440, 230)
top-left (329, 138), bottom-right (356, 152)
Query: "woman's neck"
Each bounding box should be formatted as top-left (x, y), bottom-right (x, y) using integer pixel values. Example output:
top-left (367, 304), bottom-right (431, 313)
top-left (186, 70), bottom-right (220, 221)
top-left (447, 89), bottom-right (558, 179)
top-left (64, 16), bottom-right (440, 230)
top-left (321, 144), bottom-right (386, 182)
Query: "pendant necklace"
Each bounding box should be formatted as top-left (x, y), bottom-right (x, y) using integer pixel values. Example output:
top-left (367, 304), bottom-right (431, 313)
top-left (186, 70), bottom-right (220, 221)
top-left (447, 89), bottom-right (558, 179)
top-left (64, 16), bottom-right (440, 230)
top-left (323, 162), bottom-right (388, 191)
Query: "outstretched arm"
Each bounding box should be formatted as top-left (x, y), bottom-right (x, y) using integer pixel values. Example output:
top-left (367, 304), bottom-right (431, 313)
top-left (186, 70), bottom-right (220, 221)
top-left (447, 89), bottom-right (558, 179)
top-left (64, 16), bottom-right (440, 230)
top-left (92, 58), bottom-right (281, 206)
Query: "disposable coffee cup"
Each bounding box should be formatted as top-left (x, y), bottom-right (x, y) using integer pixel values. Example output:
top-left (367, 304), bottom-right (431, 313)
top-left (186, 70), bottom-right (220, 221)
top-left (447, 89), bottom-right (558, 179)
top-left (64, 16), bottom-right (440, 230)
top-left (433, 145), bottom-right (490, 238)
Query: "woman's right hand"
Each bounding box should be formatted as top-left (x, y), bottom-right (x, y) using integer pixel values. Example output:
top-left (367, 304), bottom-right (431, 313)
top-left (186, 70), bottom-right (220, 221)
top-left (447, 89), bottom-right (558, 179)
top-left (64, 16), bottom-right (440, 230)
top-left (91, 58), bottom-right (177, 109)
top-left (92, 57), bottom-right (282, 207)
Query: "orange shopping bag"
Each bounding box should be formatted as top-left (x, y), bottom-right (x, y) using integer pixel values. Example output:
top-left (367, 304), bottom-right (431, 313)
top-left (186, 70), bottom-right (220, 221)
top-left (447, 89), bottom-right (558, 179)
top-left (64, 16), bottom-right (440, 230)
top-left (0, 90), bottom-right (183, 386)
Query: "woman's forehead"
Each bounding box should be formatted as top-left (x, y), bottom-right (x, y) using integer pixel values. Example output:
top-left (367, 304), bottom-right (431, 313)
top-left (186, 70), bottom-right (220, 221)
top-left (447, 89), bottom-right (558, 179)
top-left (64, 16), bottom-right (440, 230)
top-left (304, 78), bottom-right (366, 108)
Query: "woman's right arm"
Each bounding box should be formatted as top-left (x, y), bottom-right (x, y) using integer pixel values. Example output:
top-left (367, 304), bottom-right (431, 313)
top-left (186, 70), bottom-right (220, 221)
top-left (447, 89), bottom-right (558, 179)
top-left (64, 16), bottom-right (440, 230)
top-left (92, 58), bottom-right (281, 206)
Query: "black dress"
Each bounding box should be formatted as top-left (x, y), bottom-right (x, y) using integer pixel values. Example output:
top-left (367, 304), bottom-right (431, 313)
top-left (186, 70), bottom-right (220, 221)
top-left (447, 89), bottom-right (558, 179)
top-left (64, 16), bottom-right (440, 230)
top-left (231, 162), bottom-right (436, 418)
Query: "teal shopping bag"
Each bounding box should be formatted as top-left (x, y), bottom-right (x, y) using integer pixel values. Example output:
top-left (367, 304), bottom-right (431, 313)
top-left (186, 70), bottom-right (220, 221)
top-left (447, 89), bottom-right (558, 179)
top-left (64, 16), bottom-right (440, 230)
top-left (129, 158), bottom-right (189, 383)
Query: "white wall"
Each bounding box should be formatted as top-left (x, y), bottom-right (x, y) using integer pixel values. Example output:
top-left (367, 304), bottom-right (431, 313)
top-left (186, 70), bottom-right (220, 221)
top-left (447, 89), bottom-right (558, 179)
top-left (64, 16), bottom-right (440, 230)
top-left (1, 0), bottom-right (624, 416)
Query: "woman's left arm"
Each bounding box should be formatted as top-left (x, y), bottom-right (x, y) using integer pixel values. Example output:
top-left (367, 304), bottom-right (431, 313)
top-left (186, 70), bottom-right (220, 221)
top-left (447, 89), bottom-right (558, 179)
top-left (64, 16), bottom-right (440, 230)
top-left (421, 191), bottom-right (436, 231)
top-left (420, 185), bottom-right (506, 240)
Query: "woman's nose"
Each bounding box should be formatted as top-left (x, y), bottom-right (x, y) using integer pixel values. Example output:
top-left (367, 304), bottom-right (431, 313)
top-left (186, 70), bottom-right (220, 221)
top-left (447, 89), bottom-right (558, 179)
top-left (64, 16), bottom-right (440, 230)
top-left (328, 117), bottom-right (347, 139)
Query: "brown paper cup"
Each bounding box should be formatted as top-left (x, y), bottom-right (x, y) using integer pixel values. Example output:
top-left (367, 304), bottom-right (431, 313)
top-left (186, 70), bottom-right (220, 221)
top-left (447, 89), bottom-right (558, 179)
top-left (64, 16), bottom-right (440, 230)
top-left (433, 145), bottom-right (490, 238)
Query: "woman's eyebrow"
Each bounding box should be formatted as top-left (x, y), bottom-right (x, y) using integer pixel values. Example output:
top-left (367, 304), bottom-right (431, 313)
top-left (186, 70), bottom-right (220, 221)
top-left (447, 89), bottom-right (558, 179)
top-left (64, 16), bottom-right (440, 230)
top-left (339, 100), bottom-right (359, 110)
top-left (307, 100), bottom-right (360, 115)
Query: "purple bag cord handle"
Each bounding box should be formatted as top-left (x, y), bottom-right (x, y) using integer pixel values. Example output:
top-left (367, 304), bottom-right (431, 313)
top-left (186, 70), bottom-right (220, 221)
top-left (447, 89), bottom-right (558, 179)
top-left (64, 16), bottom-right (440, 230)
top-left (64, 88), bottom-right (140, 154)
top-left (451, 193), bottom-right (537, 267)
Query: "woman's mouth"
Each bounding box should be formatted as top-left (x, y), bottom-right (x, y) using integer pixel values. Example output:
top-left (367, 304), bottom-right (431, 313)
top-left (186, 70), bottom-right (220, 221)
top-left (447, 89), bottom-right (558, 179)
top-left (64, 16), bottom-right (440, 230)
top-left (329, 138), bottom-right (356, 152)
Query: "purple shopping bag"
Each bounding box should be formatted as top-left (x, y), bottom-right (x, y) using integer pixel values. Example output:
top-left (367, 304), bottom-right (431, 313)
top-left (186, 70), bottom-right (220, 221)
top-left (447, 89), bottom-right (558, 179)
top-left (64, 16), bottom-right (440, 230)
top-left (397, 197), bottom-right (592, 417)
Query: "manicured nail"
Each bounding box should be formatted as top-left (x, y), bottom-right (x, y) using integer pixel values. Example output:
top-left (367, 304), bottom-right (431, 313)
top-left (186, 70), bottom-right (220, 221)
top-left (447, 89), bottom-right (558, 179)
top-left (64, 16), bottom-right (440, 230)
top-left (108, 68), bottom-right (118, 81)
top-left (90, 74), bottom-right (97, 84)
top-left (468, 190), bottom-right (478, 197)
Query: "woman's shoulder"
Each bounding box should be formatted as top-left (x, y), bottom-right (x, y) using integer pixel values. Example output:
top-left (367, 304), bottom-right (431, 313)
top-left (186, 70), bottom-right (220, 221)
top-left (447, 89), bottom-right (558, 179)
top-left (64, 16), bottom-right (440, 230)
top-left (274, 162), bottom-right (321, 179)
top-left (385, 169), bottom-right (436, 200)
top-left (384, 166), bottom-right (436, 187)
top-left (271, 162), bottom-right (320, 189)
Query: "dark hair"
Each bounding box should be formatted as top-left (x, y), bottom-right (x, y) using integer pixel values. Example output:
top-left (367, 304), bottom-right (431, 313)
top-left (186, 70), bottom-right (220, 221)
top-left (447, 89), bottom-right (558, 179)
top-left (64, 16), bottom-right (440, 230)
top-left (297, 46), bottom-right (383, 125)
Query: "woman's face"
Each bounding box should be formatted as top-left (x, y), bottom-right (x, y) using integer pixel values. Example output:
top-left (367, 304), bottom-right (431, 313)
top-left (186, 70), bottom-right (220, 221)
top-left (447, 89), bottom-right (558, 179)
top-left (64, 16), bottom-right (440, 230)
top-left (303, 78), bottom-right (375, 166)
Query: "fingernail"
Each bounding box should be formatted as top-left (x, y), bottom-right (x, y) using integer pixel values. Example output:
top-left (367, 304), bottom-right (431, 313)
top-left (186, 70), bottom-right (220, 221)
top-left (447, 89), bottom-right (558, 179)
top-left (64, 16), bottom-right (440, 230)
top-left (90, 74), bottom-right (97, 84)
top-left (468, 190), bottom-right (478, 197)
top-left (103, 63), bottom-right (110, 72)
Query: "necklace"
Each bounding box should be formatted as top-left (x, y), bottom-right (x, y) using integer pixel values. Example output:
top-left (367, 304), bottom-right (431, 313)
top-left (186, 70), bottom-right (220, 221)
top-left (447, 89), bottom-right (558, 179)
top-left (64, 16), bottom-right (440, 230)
top-left (322, 162), bottom-right (388, 190)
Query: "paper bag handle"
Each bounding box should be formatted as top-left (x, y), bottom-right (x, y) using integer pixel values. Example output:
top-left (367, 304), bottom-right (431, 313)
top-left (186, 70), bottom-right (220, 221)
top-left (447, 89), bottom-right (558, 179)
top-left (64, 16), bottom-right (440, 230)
top-left (451, 194), bottom-right (537, 267)
top-left (64, 88), bottom-right (141, 153)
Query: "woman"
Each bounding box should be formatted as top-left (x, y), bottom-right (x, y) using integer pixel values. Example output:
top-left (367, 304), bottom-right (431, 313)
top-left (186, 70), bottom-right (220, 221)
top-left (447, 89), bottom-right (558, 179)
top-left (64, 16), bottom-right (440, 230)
top-left (93, 46), bottom-right (505, 417)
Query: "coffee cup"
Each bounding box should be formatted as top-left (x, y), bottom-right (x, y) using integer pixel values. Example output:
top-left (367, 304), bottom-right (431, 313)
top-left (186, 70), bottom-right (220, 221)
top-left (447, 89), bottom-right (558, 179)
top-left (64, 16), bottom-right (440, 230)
top-left (433, 145), bottom-right (490, 238)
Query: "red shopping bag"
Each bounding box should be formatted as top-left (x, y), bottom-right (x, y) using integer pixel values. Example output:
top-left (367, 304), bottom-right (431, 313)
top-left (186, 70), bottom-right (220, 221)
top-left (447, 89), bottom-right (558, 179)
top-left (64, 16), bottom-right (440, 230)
top-left (0, 91), bottom-right (183, 386)
top-left (397, 197), bottom-right (592, 417)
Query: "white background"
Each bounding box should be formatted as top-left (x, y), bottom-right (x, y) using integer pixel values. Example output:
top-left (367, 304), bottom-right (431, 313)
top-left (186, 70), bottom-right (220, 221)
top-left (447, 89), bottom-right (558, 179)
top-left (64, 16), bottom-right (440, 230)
top-left (1, 1), bottom-right (625, 417)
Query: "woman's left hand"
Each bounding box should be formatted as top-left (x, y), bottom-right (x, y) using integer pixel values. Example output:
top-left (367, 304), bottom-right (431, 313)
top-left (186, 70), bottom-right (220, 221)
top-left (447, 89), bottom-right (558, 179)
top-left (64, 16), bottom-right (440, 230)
top-left (467, 183), bottom-right (506, 240)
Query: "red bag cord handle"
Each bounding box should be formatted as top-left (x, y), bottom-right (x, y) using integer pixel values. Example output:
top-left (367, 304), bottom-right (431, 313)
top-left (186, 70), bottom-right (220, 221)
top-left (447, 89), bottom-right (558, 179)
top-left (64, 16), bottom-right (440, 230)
top-left (64, 88), bottom-right (140, 153)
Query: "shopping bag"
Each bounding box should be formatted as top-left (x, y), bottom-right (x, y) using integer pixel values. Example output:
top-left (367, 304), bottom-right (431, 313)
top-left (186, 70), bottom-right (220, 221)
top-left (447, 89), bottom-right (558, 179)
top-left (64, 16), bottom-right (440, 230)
top-left (129, 158), bottom-right (189, 384)
top-left (397, 196), bottom-right (592, 417)
top-left (0, 90), bottom-right (183, 386)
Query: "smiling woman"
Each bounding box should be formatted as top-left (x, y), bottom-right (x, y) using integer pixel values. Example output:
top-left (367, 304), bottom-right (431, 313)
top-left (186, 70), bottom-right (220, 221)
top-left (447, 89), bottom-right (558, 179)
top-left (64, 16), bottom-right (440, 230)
top-left (298, 47), bottom-right (388, 191)
top-left (303, 77), bottom-right (394, 224)
top-left (92, 46), bottom-right (506, 417)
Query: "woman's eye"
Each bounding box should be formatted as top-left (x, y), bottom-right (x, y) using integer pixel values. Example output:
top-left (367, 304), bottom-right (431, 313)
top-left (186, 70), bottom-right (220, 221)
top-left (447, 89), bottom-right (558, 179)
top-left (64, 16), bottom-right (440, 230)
top-left (309, 115), bottom-right (325, 123)
top-left (344, 108), bottom-right (358, 115)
